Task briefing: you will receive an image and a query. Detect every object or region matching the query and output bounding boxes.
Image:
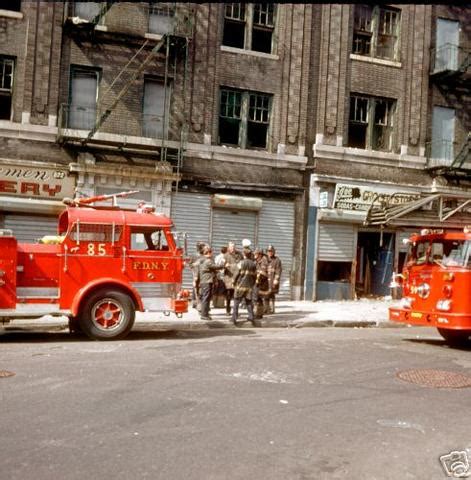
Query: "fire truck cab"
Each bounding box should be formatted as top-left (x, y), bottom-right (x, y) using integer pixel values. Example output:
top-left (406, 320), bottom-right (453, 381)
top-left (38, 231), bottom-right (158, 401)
top-left (389, 228), bottom-right (471, 345)
top-left (0, 192), bottom-right (188, 340)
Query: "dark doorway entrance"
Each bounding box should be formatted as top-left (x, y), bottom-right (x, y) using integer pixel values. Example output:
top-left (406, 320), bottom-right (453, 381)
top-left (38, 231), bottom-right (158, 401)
top-left (356, 231), bottom-right (395, 297)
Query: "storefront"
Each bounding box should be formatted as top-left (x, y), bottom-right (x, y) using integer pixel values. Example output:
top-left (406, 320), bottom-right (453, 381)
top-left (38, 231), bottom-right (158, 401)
top-left (171, 190), bottom-right (295, 298)
top-left (0, 160), bottom-right (75, 242)
top-left (306, 175), bottom-right (423, 300)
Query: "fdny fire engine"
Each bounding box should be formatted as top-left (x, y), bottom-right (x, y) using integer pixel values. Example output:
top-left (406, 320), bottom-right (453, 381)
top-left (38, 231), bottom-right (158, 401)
top-left (389, 227), bottom-right (471, 345)
top-left (0, 192), bottom-right (188, 340)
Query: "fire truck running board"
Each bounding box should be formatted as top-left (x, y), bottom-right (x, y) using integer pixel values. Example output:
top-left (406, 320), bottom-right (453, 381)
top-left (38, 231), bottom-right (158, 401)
top-left (0, 304), bottom-right (70, 318)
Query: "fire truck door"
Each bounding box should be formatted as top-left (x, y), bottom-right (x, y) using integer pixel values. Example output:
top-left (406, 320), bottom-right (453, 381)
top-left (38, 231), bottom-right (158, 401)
top-left (0, 237), bottom-right (17, 308)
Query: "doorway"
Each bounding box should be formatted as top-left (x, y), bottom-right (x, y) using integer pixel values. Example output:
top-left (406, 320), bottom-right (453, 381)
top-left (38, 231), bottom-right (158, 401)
top-left (356, 231), bottom-right (395, 297)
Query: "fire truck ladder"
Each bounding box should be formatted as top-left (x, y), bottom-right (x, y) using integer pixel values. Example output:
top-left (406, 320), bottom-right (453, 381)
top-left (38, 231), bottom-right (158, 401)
top-left (365, 192), bottom-right (471, 226)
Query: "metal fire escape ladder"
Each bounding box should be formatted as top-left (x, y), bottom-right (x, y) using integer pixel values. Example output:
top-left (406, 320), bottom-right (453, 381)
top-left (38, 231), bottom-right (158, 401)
top-left (450, 132), bottom-right (471, 170)
top-left (83, 35), bottom-right (167, 144)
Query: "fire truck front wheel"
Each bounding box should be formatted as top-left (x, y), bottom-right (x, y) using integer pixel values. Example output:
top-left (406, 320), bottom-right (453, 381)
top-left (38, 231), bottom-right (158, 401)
top-left (80, 289), bottom-right (135, 340)
top-left (437, 328), bottom-right (471, 346)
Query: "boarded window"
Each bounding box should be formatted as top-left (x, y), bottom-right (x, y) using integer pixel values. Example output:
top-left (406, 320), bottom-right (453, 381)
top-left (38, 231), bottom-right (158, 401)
top-left (68, 67), bottom-right (99, 129)
top-left (143, 79), bottom-right (167, 138)
top-left (74, 2), bottom-right (101, 21)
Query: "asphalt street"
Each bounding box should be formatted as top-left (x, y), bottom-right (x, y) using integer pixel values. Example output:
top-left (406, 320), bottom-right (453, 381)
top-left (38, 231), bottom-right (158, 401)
top-left (1, 325), bottom-right (470, 480)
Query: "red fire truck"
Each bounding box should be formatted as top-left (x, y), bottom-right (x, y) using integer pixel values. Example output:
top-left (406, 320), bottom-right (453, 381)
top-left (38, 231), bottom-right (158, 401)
top-left (389, 227), bottom-right (471, 345)
top-left (0, 192), bottom-right (188, 340)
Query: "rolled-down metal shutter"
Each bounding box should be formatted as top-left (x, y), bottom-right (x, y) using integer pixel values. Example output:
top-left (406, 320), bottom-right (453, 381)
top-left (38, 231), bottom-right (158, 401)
top-left (1, 214), bottom-right (58, 243)
top-left (211, 208), bottom-right (257, 253)
top-left (171, 192), bottom-right (211, 289)
top-left (318, 222), bottom-right (356, 261)
top-left (257, 199), bottom-right (295, 299)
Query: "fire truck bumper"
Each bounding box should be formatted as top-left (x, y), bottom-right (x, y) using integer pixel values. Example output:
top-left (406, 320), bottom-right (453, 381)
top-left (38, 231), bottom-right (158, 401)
top-left (389, 307), bottom-right (471, 329)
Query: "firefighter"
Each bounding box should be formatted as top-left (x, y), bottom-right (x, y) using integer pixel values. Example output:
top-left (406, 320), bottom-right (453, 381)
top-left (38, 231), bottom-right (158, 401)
top-left (266, 245), bottom-right (282, 314)
top-left (223, 241), bottom-right (242, 315)
top-left (232, 247), bottom-right (257, 326)
top-left (253, 248), bottom-right (269, 319)
top-left (188, 241), bottom-right (207, 310)
top-left (198, 246), bottom-right (223, 320)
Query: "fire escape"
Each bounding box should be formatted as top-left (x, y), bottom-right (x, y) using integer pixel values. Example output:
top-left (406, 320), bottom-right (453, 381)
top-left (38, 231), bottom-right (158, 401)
top-left (426, 41), bottom-right (471, 182)
top-left (57, 2), bottom-right (193, 175)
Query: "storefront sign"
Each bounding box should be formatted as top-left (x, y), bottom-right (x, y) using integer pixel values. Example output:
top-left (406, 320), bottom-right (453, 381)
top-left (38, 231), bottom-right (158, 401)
top-left (333, 184), bottom-right (420, 212)
top-left (0, 163), bottom-right (75, 199)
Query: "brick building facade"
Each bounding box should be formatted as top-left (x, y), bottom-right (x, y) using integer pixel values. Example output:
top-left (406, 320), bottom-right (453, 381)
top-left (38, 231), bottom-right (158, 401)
top-left (0, 3), bottom-right (469, 300)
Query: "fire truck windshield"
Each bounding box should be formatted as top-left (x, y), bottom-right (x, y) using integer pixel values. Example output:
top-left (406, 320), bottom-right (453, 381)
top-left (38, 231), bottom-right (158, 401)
top-left (407, 239), bottom-right (471, 269)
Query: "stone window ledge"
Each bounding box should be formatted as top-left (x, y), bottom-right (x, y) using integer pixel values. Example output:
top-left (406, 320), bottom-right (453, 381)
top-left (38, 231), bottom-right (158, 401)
top-left (0, 9), bottom-right (23, 19)
top-left (220, 45), bottom-right (279, 61)
top-left (350, 53), bottom-right (402, 69)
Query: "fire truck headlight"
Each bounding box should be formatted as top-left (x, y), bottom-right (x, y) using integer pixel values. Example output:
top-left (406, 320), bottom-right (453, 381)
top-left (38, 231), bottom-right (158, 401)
top-left (436, 299), bottom-right (452, 311)
top-left (400, 297), bottom-right (413, 309)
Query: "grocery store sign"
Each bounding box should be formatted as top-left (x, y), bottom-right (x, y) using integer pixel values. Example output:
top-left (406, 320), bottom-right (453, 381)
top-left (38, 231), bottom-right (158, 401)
top-left (333, 183), bottom-right (420, 212)
top-left (0, 163), bottom-right (75, 199)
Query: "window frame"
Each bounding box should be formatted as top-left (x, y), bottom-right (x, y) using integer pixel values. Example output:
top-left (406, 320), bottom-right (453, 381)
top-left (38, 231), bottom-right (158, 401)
top-left (218, 87), bottom-right (272, 150)
top-left (148, 2), bottom-right (176, 35)
top-left (348, 94), bottom-right (396, 152)
top-left (352, 5), bottom-right (400, 61)
top-left (0, 56), bottom-right (15, 121)
top-left (222, 3), bottom-right (277, 54)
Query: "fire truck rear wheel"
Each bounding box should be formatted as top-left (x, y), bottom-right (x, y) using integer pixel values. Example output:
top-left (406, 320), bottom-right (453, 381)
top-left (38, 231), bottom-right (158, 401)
top-left (80, 289), bottom-right (135, 340)
top-left (437, 328), bottom-right (471, 346)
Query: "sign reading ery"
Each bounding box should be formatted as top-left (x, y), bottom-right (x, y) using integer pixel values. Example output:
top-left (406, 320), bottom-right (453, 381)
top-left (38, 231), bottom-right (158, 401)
top-left (0, 163), bottom-right (75, 199)
top-left (333, 184), bottom-right (420, 212)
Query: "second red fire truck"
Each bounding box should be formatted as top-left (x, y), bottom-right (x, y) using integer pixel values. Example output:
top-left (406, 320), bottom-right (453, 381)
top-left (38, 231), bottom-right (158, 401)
top-left (389, 227), bottom-right (471, 345)
top-left (0, 192), bottom-right (188, 340)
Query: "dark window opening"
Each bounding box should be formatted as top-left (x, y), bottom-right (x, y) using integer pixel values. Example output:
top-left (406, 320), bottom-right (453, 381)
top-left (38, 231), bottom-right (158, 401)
top-left (219, 117), bottom-right (240, 145)
top-left (317, 261), bottom-right (352, 282)
top-left (252, 27), bottom-right (272, 53)
top-left (223, 20), bottom-right (245, 49)
top-left (2, 0), bottom-right (21, 12)
top-left (348, 123), bottom-right (367, 149)
top-left (0, 94), bottom-right (12, 120)
top-left (247, 122), bottom-right (267, 148)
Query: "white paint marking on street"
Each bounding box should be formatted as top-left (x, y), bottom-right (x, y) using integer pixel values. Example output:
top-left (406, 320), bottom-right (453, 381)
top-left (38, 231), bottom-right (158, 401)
top-left (377, 419), bottom-right (425, 434)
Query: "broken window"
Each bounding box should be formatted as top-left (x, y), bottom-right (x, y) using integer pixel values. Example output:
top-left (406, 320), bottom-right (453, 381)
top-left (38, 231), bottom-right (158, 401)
top-left (0, 57), bottom-right (14, 120)
top-left (219, 88), bottom-right (271, 149)
top-left (2, 0), bottom-right (21, 12)
top-left (222, 3), bottom-right (276, 54)
top-left (352, 5), bottom-right (400, 61)
top-left (348, 95), bottom-right (395, 151)
top-left (148, 2), bottom-right (175, 35)
top-left (317, 261), bottom-right (352, 282)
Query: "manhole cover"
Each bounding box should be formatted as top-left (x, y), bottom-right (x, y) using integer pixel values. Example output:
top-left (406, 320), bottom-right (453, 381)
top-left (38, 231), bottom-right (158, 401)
top-left (0, 370), bottom-right (15, 378)
top-left (397, 369), bottom-right (471, 389)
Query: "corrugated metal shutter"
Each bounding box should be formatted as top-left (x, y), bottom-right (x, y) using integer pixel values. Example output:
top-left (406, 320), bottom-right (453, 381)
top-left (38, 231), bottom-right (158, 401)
top-left (211, 208), bottom-right (257, 253)
top-left (257, 199), bottom-right (295, 299)
top-left (171, 192), bottom-right (211, 289)
top-left (1, 214), bottom-right (58, 243)
top-left (318, 222), bottom-right (355, 261)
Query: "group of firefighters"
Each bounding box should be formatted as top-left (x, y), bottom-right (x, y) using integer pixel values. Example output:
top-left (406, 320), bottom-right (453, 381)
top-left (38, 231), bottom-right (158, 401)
top-left (188, 239), bottom-right (282, 325)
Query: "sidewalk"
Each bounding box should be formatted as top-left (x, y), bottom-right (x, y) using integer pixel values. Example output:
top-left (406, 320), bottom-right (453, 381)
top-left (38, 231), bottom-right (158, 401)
top-left (3, 298), bottom-right (402, 332)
